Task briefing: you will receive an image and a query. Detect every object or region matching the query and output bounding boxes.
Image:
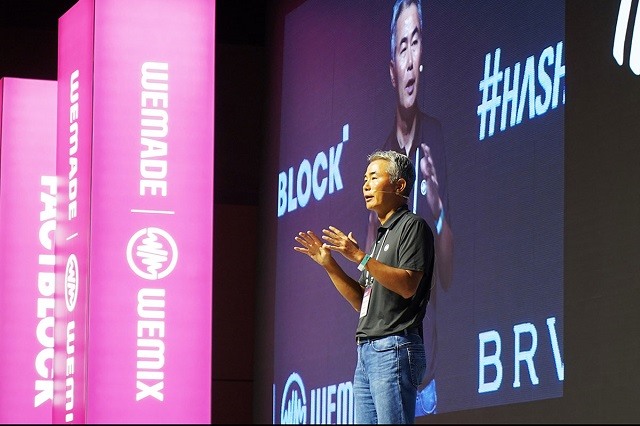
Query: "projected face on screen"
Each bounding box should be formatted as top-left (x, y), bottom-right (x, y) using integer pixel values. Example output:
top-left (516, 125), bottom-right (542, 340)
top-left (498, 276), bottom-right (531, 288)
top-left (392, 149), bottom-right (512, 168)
top-left (273, 0), bottom-right (564, 422)
top-left (390, 2), bottom-right (422, 112)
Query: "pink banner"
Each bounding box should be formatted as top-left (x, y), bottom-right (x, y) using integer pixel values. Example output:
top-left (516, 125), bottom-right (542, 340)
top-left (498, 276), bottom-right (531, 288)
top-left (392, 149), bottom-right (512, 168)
top-left (53, 0), bottom-right (214, 423)
top-left (52, 0), bottom-right (95, 422)
top-left (0, 78), bottom-right (57, 423)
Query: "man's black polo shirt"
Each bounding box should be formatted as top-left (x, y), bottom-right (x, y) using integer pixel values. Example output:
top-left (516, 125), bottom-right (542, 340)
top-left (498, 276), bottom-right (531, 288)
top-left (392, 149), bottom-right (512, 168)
top-left (356, 204), bottom-right (435, 340)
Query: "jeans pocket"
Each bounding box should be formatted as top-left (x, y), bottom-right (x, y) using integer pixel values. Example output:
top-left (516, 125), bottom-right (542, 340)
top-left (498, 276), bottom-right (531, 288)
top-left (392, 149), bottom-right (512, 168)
top-left (370, 335), bottom-right (399, 352)
top-left (408, 344), bottom-right (427, 388)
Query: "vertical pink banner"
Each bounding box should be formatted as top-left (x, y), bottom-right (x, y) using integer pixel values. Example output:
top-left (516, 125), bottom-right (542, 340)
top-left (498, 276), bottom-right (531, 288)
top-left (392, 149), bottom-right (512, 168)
top-left (0, 78), bottom-right (57, 423)
top-left (53, 0), bottom-right (214, 423)
top-left (52, 0), bottom-right (95, 423)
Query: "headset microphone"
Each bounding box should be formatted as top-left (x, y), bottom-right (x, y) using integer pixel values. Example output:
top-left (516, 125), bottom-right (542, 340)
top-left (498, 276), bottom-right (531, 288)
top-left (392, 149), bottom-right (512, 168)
top-left (372, 190), bottom-right (409, 199)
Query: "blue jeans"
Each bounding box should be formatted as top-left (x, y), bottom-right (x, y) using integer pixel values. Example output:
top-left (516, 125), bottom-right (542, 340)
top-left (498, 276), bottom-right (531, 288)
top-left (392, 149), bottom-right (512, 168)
top-left (415, 377), bottom-right (437, 416)
top-left (353, 331), bottom-right (426, 424)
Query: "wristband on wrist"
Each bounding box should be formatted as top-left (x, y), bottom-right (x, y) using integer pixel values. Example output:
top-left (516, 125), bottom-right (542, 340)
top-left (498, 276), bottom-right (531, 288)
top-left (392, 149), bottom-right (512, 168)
top-left (357, 254), bottom-right (371, 271)
top-left (435, 207), bottom-right (445, 235)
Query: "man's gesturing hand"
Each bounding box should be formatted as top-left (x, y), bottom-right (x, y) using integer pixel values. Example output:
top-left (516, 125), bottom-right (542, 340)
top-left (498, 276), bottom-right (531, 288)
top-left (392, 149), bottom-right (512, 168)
top-left (321, 226), bottom-right (363, 264)
top-left (293, 230), bottom-right (333, 267)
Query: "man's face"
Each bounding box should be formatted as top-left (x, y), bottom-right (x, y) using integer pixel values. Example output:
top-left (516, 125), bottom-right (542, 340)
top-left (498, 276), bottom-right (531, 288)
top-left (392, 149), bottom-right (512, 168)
top-left (362, 159), bottom-right (400, 214)
top-left (390, 4), bottom-right (422, 112)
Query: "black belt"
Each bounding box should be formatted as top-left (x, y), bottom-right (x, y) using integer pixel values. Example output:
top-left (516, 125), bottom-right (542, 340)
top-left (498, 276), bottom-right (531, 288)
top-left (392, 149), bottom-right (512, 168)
top-left (356, 327), bottom-right (421, 345)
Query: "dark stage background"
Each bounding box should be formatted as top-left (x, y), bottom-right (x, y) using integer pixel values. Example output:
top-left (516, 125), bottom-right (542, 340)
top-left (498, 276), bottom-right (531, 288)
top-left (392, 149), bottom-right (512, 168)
top-left (2, 0), bottom-right (640, 423)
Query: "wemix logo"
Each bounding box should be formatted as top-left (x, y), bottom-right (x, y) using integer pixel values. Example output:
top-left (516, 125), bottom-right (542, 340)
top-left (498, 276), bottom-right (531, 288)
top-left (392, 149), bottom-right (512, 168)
top-left (281, 372), bottom-right (307, 424)
top-left (65, 254), bottom-right (79, 312)
top-left (613, 0), bottom-right (640, 74)
top-left (126, 227), bottom-right (178, 280)
top-left (278, 372), bottom-right (355, 424)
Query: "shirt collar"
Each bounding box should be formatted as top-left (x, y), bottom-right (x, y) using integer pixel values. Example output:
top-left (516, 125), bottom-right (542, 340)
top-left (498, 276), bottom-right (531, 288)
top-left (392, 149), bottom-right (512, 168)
top-left (378, 204), bottom-right (410, 231)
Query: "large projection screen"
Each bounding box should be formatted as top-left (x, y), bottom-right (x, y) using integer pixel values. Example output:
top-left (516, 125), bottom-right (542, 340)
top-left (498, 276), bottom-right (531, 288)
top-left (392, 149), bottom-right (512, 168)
top-left (268, 0), bottom-right (564, 422)
top-left (255, 0), bottom-right (640, 423)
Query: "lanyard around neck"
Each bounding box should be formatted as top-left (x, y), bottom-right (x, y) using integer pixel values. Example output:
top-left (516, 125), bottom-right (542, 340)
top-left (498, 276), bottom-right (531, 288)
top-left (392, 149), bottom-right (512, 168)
top-left (365, 228), bottom-right (390, 286)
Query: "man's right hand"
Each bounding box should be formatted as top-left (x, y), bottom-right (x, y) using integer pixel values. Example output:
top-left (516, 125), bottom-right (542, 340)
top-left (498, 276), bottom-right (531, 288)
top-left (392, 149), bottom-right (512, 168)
top-left (294, 230), bottom-right (333, 267)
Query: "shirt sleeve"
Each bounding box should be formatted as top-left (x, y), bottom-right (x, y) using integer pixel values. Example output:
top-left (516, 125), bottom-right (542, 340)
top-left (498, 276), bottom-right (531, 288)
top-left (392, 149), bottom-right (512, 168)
top-left (397, 217), bottom-right (434, 272)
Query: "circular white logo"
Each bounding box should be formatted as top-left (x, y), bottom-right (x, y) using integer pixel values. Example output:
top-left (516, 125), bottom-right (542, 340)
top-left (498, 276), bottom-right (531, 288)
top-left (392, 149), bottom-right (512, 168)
top-left (421, 179), bottom-right (428, 196)
top-left (281, 372), bottom-right (307, 424)
top-left (65, 254), bottom-right (79, 312)
top-left (126, 227), bottom-right (178, 280)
